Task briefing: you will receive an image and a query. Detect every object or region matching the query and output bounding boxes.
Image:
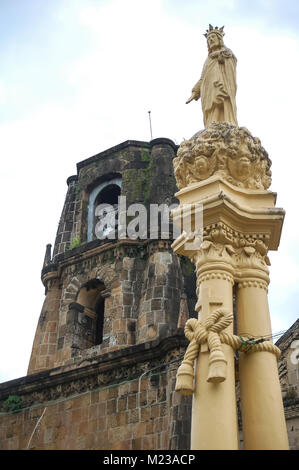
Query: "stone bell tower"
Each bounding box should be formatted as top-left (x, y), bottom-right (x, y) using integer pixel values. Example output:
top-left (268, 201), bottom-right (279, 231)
top-left (0, 138), bottom-right (197, 450)
top-left (28, 138), bottom-right (197, 377)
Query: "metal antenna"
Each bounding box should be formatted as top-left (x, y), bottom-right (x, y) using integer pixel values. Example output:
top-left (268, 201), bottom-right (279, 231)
top-left (148, 110), bottom-right (153, 140)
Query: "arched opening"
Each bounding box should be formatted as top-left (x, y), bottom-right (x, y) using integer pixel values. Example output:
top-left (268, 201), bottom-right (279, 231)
top-left (95, 184), bottom-right (120, 206)
top-left (94, 184), bottom-right (121, 240)
top-left (87, 177), bottom-right (122, 242)
top-left (76, 279), bottom-right (106, 347)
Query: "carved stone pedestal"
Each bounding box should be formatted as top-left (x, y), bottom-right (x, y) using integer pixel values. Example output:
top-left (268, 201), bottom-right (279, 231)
top-left (172, 124), bottom-right (289, 449)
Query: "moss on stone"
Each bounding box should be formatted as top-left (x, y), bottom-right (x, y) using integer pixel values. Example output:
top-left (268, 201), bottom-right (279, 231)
top-left (2, 395), bottom-right (24, 414)
top-left (179, 255), bottom-right (195, 276)
top-left (141, 150), bottom-right (151, 163)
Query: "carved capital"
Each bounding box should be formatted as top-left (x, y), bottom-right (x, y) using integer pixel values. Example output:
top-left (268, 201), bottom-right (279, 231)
top-left (191, 223), bottom-right (270, 276)
top-left (173, 221), bottom-right (271, 283)
top-left (174, 123), bottom-right (272, 191)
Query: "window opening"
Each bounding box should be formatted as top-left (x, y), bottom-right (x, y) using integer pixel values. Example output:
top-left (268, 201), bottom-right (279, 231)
top-left (87, 177), bottom-right (122, 242)
top-left (94, 184), bottom-right (120, 239)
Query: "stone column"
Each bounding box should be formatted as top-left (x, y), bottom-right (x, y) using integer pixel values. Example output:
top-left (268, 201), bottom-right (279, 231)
top-left (172, 122), bottom-right (287, 450)
top-left (191, 266), bottom-right (239, 449)
top-left (237, 276), bottom-right (289, 449)
top-left (172, 219), bottom-right (240, 449)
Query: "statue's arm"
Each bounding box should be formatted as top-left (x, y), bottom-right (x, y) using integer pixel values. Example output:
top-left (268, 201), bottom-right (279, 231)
top-left (219, 48), bottom-right (237, 63)
top-left (186, 79), bottom-right (202, 104)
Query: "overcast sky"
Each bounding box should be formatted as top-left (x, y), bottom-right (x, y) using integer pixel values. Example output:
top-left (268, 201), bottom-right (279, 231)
top-left (0, 0), bottom-right (298, 383)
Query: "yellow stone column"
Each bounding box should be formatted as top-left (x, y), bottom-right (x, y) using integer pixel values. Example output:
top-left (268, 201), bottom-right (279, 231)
top-left (237, 276), bottom-right (289, 449)
top-left (172, 198), bottom-right (240, 449)
top-left (172, 117), bottom-right (288, 449)
top-left (191, 268), bottom-right (239, 449)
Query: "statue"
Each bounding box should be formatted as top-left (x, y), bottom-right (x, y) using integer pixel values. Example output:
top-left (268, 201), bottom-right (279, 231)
top-left (172, 24), bottom-right (289, 452)
top-left (186, 25), bottom-right (238, 128)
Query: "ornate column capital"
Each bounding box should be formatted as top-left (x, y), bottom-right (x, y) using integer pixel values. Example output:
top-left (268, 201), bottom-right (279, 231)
top-left (174, 123), bottom-right (272, 191)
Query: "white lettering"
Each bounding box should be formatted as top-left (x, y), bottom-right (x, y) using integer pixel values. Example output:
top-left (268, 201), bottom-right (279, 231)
top-left (148, 455), bottom-right (158, 465)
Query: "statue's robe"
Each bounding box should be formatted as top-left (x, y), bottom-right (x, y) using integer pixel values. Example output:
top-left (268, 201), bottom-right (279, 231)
top-left (192, 47), bottom-right (237, 127)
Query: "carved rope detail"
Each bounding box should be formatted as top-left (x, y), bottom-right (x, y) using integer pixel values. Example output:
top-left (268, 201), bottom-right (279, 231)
top-left (175, 308), bottom-right (233, 395)
top-left (175, 308), bottom-right (281, 396)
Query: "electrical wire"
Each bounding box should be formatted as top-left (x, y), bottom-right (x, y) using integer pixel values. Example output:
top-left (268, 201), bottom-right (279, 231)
top-left (137, 355), bottom-right (184, 422)
top-left (237, 327), bottom-right (298, 343)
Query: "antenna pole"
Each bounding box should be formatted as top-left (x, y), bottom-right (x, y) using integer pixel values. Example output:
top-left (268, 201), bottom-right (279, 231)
top-left (148, 111), bottom-right (153, 140)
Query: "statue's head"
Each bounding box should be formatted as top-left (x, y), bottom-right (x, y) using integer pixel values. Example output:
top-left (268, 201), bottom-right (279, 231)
top-left (204, 25), bottom-right (225, 52)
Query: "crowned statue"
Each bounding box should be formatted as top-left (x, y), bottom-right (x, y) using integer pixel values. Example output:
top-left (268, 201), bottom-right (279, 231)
top-left (186, 25), bottom-right (238, 127)
top-left (173, 24), bottom-right (289, 452)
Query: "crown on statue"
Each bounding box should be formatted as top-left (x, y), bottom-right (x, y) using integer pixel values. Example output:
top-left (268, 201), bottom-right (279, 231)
top-left (204, 24), bottom-right (225, 39)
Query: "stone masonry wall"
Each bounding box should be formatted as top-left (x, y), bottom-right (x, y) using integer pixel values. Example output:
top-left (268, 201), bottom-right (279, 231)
top-left (28, 240), bottom-right (196, 374)
top-left (27, 279), bottom-right (62, 375)
top-left (6, 138), bottom-right (196, 450)
top-left (137, 251), bottom-right (184, 343)
top-left (0, 372), bottom-right (191, 450)
top-left (0, 337), bottom-right (192, 450)
top-left (52, 139), bottom-right (178, 259)
top-left (53, 176), bottom-right (81, 258)
top-left (276, 319), bottom-right (299, 450)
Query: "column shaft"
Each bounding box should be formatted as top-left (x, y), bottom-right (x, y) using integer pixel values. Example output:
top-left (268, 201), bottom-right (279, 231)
top-left (191, 274), bottom-right (239, 450)
top-left (237, 281), bottom-right (289, 449)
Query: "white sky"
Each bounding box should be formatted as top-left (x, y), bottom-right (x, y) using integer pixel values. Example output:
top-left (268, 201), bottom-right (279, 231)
top-left (0, 0), bottom-right (298, 382)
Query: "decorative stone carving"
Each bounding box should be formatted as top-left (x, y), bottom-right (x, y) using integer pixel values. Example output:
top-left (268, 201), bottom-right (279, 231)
top-left (175, 307), bottom-right (281, 396)
top-left (0, 338), bottom-right (186, 411)
top-left (176, 308), bottom-right (234, 395)
top-left (173, 221), bottom-right (271, 280)
top-left (197, 272), bottom-right (234, 286)
top-left (173, 122), bottom-right (272, 190)
top-left (188, 222), bottom-right (271, 276)
top-left (186, 25), bottom-right (238, 128)
top-left (173, 24), bottom-right (289, 451)
top-left (238, 280), bottom-right (268, 291)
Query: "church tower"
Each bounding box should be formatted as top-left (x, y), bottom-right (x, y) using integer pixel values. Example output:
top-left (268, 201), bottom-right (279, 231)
top-left (0, 138), bottom-right (196, 449)
top-left (0, 22), bottom-right (295, 451)
top-left (28, 138), bottom-right (196, 377)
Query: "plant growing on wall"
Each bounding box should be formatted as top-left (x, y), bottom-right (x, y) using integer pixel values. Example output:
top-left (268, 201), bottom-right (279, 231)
top-left (2, 395), bottom-right (24, 413)
top-left (70, 236), bottom-right (81, 249)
